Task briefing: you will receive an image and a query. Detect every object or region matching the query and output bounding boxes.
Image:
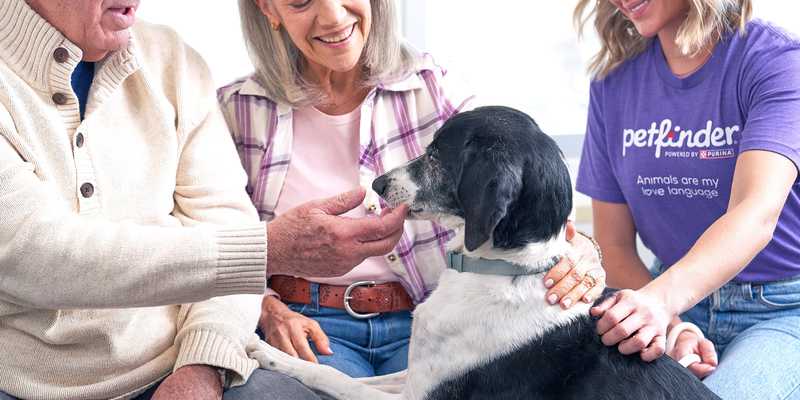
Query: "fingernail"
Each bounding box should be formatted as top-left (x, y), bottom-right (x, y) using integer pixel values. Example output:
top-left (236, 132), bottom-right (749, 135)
top-left (544, 279), bottom-right (554, 288)
top-left (548, 294), bottom-right (558, 304)
top-left (562, 298), bottom-right (572, 308)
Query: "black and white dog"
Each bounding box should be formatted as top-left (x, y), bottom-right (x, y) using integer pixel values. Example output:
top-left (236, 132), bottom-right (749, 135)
top-left (248, 106), bottom-right (719, 400)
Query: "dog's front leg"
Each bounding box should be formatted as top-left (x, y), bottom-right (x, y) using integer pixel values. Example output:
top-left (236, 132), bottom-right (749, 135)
top-left (248, 341), bottom-right (403, 400)
top-left (356, 370), bottom-right (407, 394)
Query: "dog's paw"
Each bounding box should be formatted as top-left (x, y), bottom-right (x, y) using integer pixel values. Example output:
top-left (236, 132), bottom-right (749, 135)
top-left (247, 340), bottom-right (309, 372)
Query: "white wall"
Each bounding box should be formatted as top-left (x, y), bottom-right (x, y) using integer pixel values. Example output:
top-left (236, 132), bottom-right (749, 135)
top-left (407, 1), bottom-right (800, 137)
top-left (136, 2), bottom-right (252, 87)
top-left (136, 2), bottom-right (800, 250)
top-left (138, 2), bottom-right (800, 133)
top-left (391, 1), bottom-right (800, 241)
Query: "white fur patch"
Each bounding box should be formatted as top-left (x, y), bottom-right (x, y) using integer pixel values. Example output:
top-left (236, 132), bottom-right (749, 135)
top-left (381, 165), bottom-right (419, 208)
top-left (403, 235), bottom-right (585, 400)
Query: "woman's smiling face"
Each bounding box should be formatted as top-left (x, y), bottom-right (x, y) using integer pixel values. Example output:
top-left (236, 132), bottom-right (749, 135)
top-left (258, 0), bottom-right (372, 75)
top-left (608, 0), bottom-right (690, 38)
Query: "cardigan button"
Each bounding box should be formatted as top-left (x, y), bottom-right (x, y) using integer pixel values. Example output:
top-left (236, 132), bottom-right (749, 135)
top-left (52, 92), bottom-right (68, 105)
top-left (53, 47), bottom-right (69, 63)
top-left (75, 133), bottom-right (84, 148)
top-left (80, 182), bottom-right (94, 198)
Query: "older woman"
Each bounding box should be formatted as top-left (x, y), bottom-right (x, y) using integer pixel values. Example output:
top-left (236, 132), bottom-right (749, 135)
top-left (575, 0), bottom-right (800, 398)
top-left (219, 0), bottom-right (606, 378)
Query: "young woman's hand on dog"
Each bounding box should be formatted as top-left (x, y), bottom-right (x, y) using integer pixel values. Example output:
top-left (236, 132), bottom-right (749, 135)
top-left (591, 288), bottom-right (673, 362)
top-left (668, 329), bottom-right (718, 378)
top-left (259, 295), bottom-right (333, 363)
top-left (543, 221), bottom-right (607, 309)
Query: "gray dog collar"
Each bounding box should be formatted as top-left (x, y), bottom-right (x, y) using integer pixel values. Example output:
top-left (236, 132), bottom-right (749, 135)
top-left (447, 251), bottom-right (561, 276)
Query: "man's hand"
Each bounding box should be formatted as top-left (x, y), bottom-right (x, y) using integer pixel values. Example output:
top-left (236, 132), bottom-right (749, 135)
top-left (668, 330), bottom-right (718, 378)
top-left (151, 365), bottom-right (223, 400)
top-left (543, 221), bottom-right (606, 308)
top-left (268, 188), bottom-right (408, 277)
top-left (260, 295), bottom-right (333, 363)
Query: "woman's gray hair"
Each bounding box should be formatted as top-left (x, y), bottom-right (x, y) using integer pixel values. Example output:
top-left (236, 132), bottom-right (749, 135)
top-left (238, 0), bottom-right (419, 107)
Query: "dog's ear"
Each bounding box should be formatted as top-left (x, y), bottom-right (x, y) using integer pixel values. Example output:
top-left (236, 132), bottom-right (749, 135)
top-left (458, 151), bottom-right (521, 251)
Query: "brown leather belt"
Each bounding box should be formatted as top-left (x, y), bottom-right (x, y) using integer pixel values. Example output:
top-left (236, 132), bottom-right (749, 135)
top-left (269, 275), bottom-right (414, 319)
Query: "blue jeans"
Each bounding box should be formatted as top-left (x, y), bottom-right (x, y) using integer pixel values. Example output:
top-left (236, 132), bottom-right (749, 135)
top-left (0, 369), bottom-right (319, 400)
top-left (653, 261), bottom-right (800, 399)
top-left (259, 282), bottom-right (412, 378)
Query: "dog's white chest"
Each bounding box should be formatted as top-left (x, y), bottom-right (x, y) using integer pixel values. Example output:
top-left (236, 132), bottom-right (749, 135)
top-left (403, 270), bottom-right (589, 400)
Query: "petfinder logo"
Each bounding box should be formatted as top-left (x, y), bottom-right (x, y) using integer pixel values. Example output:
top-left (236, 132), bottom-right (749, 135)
top-left (622, 119), bottom-right (739, 158)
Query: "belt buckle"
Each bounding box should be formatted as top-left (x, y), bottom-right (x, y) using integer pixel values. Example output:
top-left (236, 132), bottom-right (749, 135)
top-left (344, 280), bottom-right (380, 319)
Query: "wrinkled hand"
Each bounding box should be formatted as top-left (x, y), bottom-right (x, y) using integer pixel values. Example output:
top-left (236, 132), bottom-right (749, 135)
top-left (543, 221), bottom-right (606, 309)
top-left (668, 330), bottom-right (718, 378)
top-left (260, 295), bottom-right (332, 363)
top-left (268, 188), bottom-right (408, 277)
top-left (151, 365), bottom-right (223, 400)
top-left (591, 288), bottom-right (673, 361)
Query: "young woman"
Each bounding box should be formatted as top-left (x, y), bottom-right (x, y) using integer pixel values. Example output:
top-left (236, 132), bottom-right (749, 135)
top-left (575, 0), bottom-right (800, 398)
top-left (219, 0), bottom-right (606, 379)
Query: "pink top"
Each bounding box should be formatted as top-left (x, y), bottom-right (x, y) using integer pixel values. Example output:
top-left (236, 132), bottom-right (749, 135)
top-left (273, 105), bottom-right (398, 286)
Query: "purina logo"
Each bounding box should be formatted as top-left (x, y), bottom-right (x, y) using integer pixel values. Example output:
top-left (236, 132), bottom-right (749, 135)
top-left (622, 119), bottom-right (740, 158)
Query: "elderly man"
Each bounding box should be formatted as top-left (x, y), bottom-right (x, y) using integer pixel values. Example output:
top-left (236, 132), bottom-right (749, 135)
top-left (0, 0), bottom-right (407, 399)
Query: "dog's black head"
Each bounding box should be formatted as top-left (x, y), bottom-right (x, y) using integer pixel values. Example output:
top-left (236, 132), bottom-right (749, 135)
top-left (372, 106), bottom-right (572, 251)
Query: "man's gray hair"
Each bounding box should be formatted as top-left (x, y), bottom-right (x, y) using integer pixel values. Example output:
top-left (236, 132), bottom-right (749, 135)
top-left (238, 0), bottom-right (419, 107)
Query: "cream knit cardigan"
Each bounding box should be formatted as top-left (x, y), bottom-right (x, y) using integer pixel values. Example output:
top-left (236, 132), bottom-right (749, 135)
top-left (0, 1), bottom-right (269, 399)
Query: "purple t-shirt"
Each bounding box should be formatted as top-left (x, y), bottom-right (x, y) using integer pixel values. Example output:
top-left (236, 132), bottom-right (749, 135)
top-left (577, 20), bottom-right (800, 282)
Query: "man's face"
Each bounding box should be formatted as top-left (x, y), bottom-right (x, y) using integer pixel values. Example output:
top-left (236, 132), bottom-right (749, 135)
top-left (26, 0), bottom-right (140, 61)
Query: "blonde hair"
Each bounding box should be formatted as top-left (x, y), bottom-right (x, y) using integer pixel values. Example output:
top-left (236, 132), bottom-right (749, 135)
top-left (574, 0), bottom-right (752, 78)
top-left (238, 0), bottom-right (419, 106)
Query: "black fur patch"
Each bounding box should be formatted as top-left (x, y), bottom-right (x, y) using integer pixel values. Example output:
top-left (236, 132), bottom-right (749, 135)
top-left (424, 311), bottom-right (720, 400)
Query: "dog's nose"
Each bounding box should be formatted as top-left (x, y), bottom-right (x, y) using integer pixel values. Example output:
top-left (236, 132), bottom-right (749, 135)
top-left (372, 175), bottom-right (389, 196)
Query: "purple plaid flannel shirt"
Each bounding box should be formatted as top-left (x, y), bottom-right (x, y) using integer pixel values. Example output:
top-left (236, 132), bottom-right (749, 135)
top-left (218, 55), bottom-right (477, 302)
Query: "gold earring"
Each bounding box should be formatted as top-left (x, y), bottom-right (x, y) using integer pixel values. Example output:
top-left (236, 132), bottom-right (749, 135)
top-left (270, 20), bottom-right (280, 31)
